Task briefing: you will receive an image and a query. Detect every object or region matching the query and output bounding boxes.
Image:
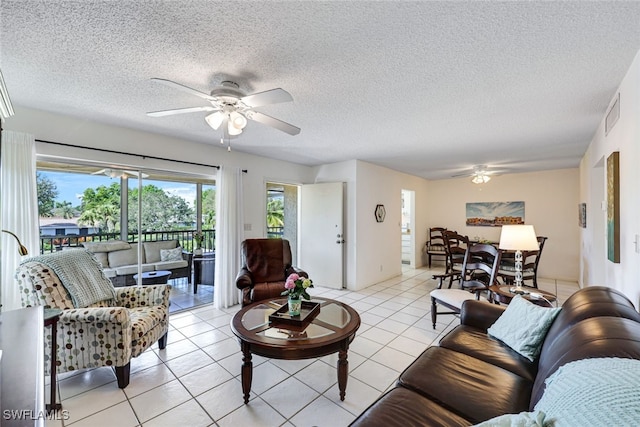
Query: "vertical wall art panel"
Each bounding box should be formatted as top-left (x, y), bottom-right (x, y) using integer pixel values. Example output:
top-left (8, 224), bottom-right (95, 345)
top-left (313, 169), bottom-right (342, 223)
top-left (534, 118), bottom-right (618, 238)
top-left (606, 151), bottom-right (620, 263)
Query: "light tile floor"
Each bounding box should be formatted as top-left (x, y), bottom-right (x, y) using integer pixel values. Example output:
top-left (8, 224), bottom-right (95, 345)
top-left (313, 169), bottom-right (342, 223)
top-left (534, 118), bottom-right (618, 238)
top-left (167, 278), bottom-right (214, 313)
top-left (46, 266), bottom-right (579, 427)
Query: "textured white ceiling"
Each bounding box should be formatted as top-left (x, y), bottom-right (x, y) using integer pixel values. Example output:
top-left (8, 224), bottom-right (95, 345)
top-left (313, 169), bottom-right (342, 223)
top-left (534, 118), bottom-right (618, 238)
top-left (2, 1), bottom-right (640, 179)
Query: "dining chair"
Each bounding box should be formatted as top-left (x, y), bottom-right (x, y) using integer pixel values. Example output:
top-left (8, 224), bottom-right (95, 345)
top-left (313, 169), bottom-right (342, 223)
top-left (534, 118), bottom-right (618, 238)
top-left (425, 227), bottom-right (447, 268)
top-left (498, 236), bottom-right (547, 288)
top-left (443, 230), bottom-right (470, 286)
top-left (430, 243), bottom-right (501, 329)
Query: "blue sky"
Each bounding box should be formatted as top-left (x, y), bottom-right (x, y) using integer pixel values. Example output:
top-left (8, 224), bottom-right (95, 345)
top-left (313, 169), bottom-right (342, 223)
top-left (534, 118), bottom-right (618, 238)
top-left (41, 171), bottom-right (200, 207)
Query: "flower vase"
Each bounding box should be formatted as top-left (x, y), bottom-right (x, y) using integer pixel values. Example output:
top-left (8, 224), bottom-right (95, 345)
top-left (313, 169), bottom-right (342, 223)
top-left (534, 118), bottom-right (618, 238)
top-left (288, 296), bottom-right (302, 316)
top-left (194, 247), bottom-right (203, 256)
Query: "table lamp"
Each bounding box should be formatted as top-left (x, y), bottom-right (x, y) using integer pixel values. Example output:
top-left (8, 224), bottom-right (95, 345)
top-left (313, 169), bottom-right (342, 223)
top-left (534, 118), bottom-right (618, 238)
top-left (498, 225), bottom-right (538, 294)
top-left (2, 229), bottom-right (28, 256)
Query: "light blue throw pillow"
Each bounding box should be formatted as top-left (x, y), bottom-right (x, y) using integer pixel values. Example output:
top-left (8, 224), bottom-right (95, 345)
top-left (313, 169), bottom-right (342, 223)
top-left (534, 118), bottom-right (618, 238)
top-left (487, 295), bottom-right (561, 361)
top-left (473, 410), bottom-right (546, 426)
top-left (534, 358), bottom-right (640, 426)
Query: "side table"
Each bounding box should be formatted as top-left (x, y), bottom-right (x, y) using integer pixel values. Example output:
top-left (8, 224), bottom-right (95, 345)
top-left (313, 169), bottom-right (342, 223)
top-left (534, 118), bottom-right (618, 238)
top-left (192, 252), bottom-right (215, 294)
top-left (489, 285), bottom-right (556, 307)
top-left (44, 308), bottom-right (63, 413)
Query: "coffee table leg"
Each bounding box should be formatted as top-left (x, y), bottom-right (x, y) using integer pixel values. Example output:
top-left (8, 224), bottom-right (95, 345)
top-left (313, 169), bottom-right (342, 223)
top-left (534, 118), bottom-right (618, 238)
top-left (337, 348), bottom-right (348, 401)
top-left (241, 341), bottom-right (252, 404)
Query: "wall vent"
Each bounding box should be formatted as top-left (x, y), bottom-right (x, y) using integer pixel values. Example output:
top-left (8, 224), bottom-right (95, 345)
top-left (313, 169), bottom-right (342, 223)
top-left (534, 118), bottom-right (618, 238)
top-left (605, 92), bottom-right (620, 136)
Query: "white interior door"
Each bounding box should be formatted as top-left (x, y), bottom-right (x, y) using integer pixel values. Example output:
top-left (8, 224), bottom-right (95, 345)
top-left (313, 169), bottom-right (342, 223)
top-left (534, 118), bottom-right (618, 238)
top-left (299, 182), bottom-right (344, 289)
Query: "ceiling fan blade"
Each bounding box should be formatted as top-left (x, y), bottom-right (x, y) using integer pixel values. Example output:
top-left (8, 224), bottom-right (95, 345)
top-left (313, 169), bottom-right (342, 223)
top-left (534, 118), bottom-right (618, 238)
top-left (91, 169), bottom-right (107, 175)
top-left (151, 78), bottom-right (216, 101)
top-left (451, 172), bottom-right (473, 178)
top-left (247, 111), bottom-right (301, 136)
top-left (241, 88), bottom-right (293, 108)
top-left (147, 106), bottom-right (216, 117)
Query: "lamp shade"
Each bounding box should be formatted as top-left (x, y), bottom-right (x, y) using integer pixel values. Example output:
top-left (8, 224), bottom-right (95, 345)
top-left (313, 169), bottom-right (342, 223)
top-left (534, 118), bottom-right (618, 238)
top-left (205, 111), bottom-right (225, 130)
top-left (498, 225), bottom-right (539, 251)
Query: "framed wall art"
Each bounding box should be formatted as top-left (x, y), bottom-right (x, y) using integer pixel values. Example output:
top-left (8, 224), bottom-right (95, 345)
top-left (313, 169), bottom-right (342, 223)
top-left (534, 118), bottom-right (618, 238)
top-left (607, 151), bottom-right (620, 263)
top-left (466, 201), bottom-right (524, 227)
top-left (578, 203), bottom-right (587, 228)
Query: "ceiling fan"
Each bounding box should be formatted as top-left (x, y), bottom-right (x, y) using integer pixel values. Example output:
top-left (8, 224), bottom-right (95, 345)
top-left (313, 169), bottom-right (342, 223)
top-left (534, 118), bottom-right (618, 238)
top-left (92, 169), bottom-right (149, 179)
top-left (146, 78), bottom-right (301, 137)
top-left (452, 165), bottom-right (508, 183)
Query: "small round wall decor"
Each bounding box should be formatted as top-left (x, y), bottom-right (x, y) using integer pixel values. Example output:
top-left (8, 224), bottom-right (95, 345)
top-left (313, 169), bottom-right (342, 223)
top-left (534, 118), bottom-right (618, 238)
top-left (375, 204), bottom-right (386, 222)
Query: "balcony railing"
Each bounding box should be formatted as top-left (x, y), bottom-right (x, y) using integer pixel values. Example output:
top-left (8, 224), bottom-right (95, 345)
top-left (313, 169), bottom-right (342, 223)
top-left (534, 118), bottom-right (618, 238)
top-left (267, 227), bottom-right (283, 238)
top-left (39, 229), bottom-right (216, 254)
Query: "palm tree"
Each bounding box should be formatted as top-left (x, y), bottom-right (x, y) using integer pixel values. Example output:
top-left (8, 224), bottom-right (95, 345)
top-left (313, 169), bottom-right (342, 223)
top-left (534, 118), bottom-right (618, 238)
top-left (54, 201), bottom-right (77, 219)
top-left (267, 198), bottom-right (284, 228)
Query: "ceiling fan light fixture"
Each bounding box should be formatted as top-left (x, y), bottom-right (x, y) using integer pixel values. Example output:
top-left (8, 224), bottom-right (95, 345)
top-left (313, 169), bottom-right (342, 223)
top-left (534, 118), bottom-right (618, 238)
top-left (228, 121), bottom-right (243, 136)
top-left (229, 111), bottom-right (247, 130)
top-left (472, 174), bottom-right (490, 184)
top-left (205, 111), bottom-right (224, 130)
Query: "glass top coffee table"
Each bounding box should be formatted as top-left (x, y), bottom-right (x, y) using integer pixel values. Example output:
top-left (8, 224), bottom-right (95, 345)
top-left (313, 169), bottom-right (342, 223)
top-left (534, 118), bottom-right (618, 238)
top-left (230, 297), bottom-right (360, 404)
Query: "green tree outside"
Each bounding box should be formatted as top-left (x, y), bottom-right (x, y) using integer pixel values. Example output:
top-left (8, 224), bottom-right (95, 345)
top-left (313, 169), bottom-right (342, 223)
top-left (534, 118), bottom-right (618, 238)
top-left (128, 184), bottom-right (194, 232)
top-left (37, 172), bottom-right (59, 217)
top-left (78, 183), bottom-right (121, 231)
top-left (267, 197), bottom-right (284, 228)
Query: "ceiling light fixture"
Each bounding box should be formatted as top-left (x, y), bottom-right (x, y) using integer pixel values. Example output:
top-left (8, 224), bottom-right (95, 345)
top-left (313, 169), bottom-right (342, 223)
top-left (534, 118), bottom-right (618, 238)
top-left (205, 111), bottom-right (225, 130)
top-left (471, 174), bottom-right (490, 184)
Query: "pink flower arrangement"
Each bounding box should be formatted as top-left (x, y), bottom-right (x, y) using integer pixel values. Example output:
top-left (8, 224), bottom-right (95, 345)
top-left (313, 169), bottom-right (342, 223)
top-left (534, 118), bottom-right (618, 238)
top-left (281, 273), bottom-right (314, 300)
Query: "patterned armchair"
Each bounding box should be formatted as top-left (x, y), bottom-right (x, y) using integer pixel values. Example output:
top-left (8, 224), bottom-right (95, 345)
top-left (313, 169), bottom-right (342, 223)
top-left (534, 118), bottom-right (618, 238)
top-left (15, 249), bottom-right (170, 388)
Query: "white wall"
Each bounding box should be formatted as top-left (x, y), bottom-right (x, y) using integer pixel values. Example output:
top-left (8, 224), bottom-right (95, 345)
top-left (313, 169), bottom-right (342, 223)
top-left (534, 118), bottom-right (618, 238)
top-left (4, 107), bottom-right (317, 240)
top-left (315, 160), bottom-right (430, 290)
top-left (580, 49), bottom-right (640, 306)
top-left (427, 169), bottom-right (580, 282)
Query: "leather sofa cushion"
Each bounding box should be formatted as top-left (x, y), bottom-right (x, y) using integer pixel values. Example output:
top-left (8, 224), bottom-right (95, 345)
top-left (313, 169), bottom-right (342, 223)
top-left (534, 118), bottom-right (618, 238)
top-left (542, 286), bottom-right (640, 351)
top-left (144, 240), bottom-right (179, 263)
top-left (531, 316), bottom-right (640, 409)
top-left (399, 347), bottom-right (532, 424)
top-left (439, 325), bottom-right (537, 381)
top-left (351, 387), bottom-right (471, 427)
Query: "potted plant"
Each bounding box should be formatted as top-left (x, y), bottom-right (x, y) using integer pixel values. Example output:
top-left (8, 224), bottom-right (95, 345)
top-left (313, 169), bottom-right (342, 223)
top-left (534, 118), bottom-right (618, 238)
top-left (281, 273), bottom-right (314, 316)
top-left (193, 231), bottom-right (204, 255)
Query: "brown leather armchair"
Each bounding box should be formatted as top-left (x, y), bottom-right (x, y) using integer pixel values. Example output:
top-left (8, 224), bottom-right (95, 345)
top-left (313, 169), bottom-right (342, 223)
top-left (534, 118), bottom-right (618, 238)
top-left (235, 238), bottom-right (308, 306)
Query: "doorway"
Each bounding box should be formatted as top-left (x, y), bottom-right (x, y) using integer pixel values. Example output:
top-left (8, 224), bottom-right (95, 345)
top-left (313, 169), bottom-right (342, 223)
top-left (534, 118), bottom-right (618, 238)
top-left (401, 189), bottom-right (415, 267)
top-left (266, 182), bottom-right (299, 265)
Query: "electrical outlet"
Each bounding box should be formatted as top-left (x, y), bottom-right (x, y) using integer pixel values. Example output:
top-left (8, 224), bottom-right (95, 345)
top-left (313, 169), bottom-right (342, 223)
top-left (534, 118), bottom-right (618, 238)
top-left (244, 223), bottom-right (252, 231)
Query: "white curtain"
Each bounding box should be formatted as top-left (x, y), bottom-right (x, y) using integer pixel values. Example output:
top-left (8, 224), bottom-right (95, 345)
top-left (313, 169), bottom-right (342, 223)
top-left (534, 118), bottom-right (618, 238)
top-left (1, 131), bottom-right (39, 311)
top-left (214, 166), bottom-right (244, 308)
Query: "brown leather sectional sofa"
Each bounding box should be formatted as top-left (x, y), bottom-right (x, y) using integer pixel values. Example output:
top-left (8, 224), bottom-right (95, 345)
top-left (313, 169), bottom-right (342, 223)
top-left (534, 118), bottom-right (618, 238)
top-left (351, 286), bottom-right (640, 426)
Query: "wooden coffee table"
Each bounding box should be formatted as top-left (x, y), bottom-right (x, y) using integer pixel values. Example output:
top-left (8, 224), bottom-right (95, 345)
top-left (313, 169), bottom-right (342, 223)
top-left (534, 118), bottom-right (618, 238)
top-left (489, 285), bottom-right (556, 307)
top-left (230, 297), bottom-right (361, 403)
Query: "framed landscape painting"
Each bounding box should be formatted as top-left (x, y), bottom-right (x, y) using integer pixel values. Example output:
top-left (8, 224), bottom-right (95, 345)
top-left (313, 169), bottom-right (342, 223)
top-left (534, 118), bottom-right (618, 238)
top-left (466, 201), bottom-right (525, 227)
top-left (607, 151), bottom-right (620, 263)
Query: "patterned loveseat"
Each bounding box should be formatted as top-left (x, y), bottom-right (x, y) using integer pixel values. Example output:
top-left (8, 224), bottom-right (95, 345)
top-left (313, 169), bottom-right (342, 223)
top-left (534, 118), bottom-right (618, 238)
top-left (15, 249), bottom-right (170, 388)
